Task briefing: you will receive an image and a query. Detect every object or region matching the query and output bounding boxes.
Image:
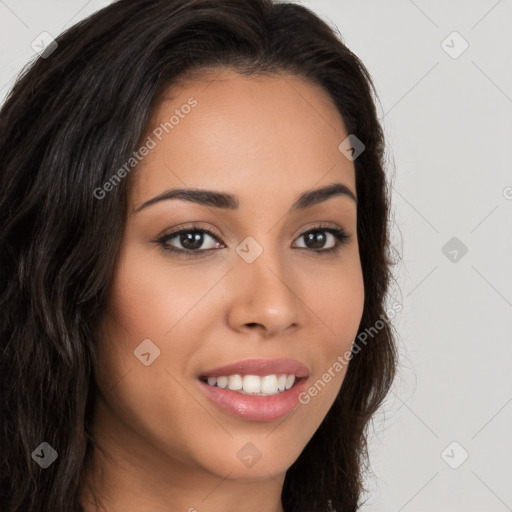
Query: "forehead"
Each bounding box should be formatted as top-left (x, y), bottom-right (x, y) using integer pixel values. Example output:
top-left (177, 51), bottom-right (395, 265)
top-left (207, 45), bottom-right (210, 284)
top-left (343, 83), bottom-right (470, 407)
top-left (131, 68), bottom-right (355, 209)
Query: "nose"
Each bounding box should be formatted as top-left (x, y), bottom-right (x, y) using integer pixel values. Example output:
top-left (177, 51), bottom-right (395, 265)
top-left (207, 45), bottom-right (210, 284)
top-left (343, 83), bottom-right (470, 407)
top-left (226, 245), bottom-right (300, 338)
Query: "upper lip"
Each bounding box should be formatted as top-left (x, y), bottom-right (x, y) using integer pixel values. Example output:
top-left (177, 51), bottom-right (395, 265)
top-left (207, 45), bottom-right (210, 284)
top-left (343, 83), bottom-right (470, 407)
top-left (199, 358), bottom-right (310, 378)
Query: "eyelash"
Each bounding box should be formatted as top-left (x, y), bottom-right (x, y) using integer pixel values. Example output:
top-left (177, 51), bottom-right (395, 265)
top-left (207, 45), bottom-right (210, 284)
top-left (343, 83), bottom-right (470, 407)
top-left (155, 223), bottom-right (351, 258)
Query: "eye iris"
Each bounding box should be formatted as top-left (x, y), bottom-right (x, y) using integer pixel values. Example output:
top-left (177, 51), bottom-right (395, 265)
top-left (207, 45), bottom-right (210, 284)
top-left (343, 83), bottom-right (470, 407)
top-left (181, 232), bottom-right (203, 250)
top-left (305, 231), bottom-right (326, 249)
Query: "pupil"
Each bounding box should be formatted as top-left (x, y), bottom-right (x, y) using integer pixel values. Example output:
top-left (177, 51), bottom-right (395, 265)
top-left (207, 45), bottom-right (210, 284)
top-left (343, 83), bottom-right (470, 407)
top-left (181, 232), bottom-right (203, 250)
top-left (306, 232), bottom-right (325, 249)
top-left (177, 231), bottom-right (327, 251)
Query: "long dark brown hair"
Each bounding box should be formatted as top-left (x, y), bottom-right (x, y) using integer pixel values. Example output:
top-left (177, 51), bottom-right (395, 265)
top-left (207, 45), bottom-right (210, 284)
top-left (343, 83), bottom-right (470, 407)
top-left (0, 1), bottom-right (397, 510)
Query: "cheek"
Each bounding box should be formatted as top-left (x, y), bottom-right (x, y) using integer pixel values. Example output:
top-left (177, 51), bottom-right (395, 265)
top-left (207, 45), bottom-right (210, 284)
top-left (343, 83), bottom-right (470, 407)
top-left (100, 243), bottom-right (218, 361)
top-left (93, 251), bottom-right (213, 467)
top-left (94, 247), bottom-right (197, 397)
top-left (93, 235), bottom-right (365, 478)
top-left (322, 267), bottom-right (364, 338)
top-left (308, 248), bottom-right (365, 346)
top-left (104, 251), bottom-right (190, 339)
top-left (299, 254), bottom-right (364, 409)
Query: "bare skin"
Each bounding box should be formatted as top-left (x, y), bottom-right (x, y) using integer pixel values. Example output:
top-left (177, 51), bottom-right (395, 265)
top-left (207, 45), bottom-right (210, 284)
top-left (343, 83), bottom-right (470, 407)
top-left (80, 68), bottom-right (365, 512)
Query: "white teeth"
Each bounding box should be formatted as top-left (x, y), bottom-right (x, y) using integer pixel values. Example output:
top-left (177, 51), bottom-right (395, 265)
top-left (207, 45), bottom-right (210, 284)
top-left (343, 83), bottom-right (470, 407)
top-left (217, 376), bottom-right (228, 388)
top-left (242, 375), bottom-right (261, 394)
top-left (204, 373), bottom-right (297, 395)
top-left (228, 374), bottom-right (243, 390)
top-left (260, 375), bottom-right (279, 395)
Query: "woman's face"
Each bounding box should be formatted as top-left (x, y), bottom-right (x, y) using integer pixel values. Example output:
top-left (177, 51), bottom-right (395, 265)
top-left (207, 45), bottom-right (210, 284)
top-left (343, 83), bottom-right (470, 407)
top-left (95, 68), bottom-right (364, 482)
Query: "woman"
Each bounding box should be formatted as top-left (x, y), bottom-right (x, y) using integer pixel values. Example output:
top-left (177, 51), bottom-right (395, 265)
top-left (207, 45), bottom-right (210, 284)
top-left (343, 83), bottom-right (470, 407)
top-left (0, 1), bottom-right (397, 511)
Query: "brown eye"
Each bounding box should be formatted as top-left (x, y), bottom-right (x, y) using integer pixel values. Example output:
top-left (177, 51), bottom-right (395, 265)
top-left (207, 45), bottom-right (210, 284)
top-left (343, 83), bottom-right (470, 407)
top-left (156, 226), bottom-right (224, 256)
top-left (293, 226), bottom-right (350, 254)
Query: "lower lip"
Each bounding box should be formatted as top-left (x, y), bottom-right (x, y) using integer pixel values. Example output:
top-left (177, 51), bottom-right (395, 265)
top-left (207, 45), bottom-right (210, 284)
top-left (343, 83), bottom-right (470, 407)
top-left (198, 378), bottom-right (308, 422)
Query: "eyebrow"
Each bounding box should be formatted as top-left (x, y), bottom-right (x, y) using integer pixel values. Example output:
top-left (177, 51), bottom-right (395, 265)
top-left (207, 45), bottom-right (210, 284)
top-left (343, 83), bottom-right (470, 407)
top-left (134, 182), bottom-right (357, 214)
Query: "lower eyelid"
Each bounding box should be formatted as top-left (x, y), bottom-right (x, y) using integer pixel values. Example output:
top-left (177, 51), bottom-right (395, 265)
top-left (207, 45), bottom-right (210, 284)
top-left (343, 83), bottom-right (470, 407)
top-left (157, 226), bottom-right (350, 255)
top-left (160, 231), bottom-right (222, 251)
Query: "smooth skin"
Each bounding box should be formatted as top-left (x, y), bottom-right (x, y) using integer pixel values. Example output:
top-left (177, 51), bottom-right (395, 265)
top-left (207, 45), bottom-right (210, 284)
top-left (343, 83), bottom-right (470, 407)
top-left (80, 69), bottom-right (365, 512)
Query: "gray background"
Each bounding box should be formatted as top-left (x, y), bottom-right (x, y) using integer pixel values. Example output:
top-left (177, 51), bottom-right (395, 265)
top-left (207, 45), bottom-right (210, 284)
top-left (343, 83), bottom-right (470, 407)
top-left (1, 1), bottom-right (511, 510)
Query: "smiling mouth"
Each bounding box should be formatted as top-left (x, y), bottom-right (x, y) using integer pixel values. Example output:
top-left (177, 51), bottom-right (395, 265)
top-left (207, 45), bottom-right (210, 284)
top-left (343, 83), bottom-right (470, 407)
top-left (199, 374), bottom-right (304, 396)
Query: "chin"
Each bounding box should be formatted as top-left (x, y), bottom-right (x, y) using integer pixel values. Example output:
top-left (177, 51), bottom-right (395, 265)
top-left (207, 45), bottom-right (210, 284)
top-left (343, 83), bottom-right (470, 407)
top-left (203, 441), bottom-right (301, 481)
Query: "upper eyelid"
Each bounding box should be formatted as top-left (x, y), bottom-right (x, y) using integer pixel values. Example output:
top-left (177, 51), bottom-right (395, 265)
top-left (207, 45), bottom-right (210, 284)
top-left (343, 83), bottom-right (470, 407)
top-left (157, 223), bottom-right (349, 246)
top-left (158, 225), bottom-right (222, 242)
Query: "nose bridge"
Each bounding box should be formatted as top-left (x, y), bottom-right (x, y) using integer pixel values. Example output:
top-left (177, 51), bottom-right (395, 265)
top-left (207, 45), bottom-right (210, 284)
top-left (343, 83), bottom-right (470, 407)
top-left (229, 233), bottom-right (299, 334)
